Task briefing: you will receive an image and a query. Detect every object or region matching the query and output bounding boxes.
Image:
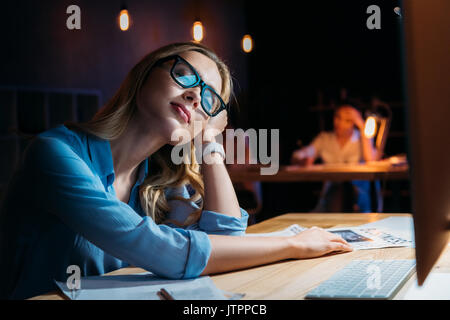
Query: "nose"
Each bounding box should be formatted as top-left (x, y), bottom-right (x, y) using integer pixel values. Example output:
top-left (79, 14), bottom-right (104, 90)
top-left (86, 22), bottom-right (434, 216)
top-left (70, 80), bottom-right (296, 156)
top-left (182, 87), bottom-right (201, 109)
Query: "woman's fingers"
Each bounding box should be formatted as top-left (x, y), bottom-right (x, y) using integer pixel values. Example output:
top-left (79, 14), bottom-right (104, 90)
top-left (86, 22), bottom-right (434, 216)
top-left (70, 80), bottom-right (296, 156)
top-left (329, 233), bottom-right (350, 244)
top-left (292, 226), bottom-right (354, 259)
top-left (327, 241), bottom-right (353, 254)
top-left (315, 228), bottom-right (353, 251)
top-left (311, 226), bottom-right (350, 245)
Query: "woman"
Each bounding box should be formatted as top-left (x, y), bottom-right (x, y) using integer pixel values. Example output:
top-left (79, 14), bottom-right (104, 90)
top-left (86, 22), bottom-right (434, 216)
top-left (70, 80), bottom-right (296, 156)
top-left (0, 42), bottom-right (352, 299)
top-left (291, 104), bottom-right (379, 212)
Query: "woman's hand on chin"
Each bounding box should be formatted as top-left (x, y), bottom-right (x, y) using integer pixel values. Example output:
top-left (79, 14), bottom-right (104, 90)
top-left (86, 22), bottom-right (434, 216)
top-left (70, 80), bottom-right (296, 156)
top-left (202, 110), bottom-right (228, 143)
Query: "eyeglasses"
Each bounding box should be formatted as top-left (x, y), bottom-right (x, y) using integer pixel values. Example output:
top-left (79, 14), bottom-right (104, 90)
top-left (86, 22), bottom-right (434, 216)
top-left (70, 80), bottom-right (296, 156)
top-left (156, 55), bottom-right (227, 117)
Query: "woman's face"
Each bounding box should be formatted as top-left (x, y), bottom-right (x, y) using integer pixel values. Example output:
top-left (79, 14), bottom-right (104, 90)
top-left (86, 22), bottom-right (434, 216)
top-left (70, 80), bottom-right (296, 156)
top-left (136, 50), bottom-right (223, 145)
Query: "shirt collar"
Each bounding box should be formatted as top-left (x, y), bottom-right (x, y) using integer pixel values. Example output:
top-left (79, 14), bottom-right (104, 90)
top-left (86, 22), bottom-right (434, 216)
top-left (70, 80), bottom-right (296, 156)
top-left (136, 158), bottom-right (149, 186)
top-left (86, 134), bottom-right (149, 188)
top-left (351, 128), bottom-right (360, 142)
top-left (332, 129), bottom-right (360, 143)
top-left (86, 134), bottom-right (115, 187)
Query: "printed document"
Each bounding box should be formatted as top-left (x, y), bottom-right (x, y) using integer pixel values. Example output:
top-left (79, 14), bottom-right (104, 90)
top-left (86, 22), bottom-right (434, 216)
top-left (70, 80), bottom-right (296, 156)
top-left (244, 216), bottom-right (415, 250)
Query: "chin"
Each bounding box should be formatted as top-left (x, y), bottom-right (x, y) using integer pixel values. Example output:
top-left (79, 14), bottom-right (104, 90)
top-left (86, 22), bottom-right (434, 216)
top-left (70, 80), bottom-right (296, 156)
top-left (165, 118), bottom-right (195, 146)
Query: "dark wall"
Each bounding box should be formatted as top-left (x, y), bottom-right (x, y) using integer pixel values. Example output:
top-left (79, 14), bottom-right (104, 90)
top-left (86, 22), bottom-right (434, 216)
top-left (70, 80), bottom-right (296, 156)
top-left (0, 0), bottom-right (249, 198)
top-left (243, 0), bottom-right (405, 160)
top-left (2, 0), bottom-right (249, 103)
top-left (1, 0), bottom-right (410, 216)
top-left (241, 0), bottom-right (409, 218)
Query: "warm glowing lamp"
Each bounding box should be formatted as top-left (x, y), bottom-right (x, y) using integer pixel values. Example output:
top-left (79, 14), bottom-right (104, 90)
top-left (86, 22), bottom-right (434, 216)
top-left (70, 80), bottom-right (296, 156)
top-left (364, 116), bottom-right (377, 139)
top-left (242, 34), bottom-right (253, 53)
top-left (119, 9), bottom-right (130, 31)
top-left (192, 21), bottom-right (204, 42)
top-left (363, 104), bottom-right (392, 160)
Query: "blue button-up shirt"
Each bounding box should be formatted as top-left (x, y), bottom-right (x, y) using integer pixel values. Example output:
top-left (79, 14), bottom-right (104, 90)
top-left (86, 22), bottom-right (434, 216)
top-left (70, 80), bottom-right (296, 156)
top-left (0, 125), bottom-right (248, 299)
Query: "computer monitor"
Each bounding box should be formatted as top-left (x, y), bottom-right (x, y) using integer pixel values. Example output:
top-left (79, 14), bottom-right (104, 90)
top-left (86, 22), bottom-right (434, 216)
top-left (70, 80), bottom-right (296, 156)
top-left (401, 0), bottom-right (450, 285)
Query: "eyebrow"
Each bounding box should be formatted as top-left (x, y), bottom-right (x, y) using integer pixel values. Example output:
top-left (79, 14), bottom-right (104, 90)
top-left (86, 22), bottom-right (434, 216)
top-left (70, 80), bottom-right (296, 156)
top-left (184, 58), bottom-right (221, 94)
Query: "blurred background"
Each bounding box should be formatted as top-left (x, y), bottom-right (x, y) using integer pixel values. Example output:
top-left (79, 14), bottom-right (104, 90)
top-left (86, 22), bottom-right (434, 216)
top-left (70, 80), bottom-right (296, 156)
top-left (0, 0), bottom-right (410, 222)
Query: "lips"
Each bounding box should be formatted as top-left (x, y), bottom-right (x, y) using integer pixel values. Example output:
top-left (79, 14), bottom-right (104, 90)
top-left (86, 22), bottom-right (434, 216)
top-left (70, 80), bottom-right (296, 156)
top-left (170, 102), bottom-right (191, 123)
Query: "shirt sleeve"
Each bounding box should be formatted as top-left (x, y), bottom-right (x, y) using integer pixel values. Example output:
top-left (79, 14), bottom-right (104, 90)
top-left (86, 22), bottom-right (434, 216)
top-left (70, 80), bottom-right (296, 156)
top-left (25, 136), bottom-right (211, 279)
top-left (310, 132), bottom-right (326, 159)
top-left (165, 185), bottom-right (249, 236)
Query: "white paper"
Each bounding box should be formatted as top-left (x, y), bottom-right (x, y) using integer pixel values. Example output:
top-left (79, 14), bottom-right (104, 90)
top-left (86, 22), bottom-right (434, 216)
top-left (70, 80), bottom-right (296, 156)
top-left (244, 224), bottom-right (306, 237)
top-left (356, 216), bottom-right (415, 242)
top-left (245, 217), bottom-right (414, 251)
top-left (54, 272), bottom-right (228, 300)
top-left (327, 226), bottom-right (414, 250)
top-left (403, 273), bottom-right (450, 300)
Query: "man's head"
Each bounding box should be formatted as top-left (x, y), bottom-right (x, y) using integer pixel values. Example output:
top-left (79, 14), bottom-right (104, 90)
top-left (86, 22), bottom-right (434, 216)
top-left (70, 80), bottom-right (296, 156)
top-left (333, 104), bottom-right (361, 137)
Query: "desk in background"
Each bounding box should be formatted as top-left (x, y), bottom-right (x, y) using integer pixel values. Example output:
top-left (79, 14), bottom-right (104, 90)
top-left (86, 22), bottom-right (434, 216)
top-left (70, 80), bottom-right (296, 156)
top-left (29, 213), bottom-right (450, 300)
top-left (228, 162), bottom-right (410, 213)
top-left (227, 163), bottom-right (409, 183)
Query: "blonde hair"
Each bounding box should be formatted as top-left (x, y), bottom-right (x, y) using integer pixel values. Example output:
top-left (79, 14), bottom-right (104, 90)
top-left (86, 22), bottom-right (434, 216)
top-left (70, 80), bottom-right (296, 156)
top-left (66, 42), bottom-right (233, 226)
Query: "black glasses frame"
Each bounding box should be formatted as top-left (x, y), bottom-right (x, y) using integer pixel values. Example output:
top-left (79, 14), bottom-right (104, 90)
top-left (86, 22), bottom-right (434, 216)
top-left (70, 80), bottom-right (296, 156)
top-left (156, 55), bottom-right (227, 117)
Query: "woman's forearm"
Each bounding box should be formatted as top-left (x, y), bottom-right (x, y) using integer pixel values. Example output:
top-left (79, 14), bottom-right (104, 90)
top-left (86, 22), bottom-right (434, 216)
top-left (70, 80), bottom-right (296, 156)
top-left (201, 235), bottom-right (293, 276)
top-left (200, 226), bottom-right (353, 276)
top-left (201, 149), bottom-right (242, 219)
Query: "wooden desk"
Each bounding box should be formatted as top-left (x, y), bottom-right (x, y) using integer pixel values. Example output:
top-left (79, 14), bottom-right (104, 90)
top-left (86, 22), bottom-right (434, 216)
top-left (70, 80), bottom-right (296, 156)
top-left (30, 213), bottom-right (450, 300)
top-left (227, 163), bottom-right (409, 183)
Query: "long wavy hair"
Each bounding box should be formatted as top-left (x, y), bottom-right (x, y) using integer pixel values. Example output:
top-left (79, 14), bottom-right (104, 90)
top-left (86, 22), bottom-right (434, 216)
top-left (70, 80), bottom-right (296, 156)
top-left (65, 42), bottom-right (233, 226)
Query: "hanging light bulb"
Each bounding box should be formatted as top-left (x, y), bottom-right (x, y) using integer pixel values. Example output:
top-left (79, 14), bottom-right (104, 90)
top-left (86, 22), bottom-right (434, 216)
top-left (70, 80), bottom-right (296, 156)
top-left (192, 21), bottom-right (204, 42)
top-left (118, 8), bottom-right (130, 31)
top-left (242, 34), bottom-right (253, 53)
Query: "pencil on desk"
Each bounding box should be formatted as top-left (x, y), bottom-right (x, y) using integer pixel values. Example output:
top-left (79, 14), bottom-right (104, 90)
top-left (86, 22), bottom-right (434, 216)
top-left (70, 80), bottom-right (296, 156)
top-left (158, 288), bottom-right (175, 300)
